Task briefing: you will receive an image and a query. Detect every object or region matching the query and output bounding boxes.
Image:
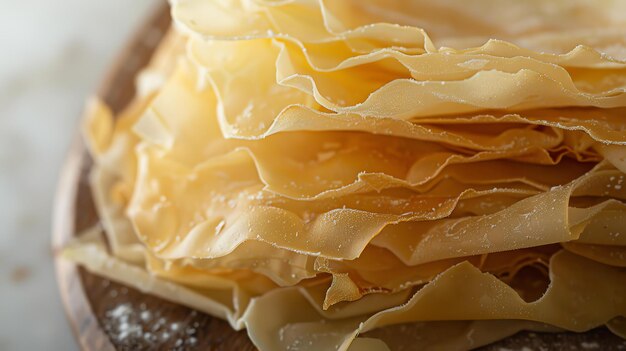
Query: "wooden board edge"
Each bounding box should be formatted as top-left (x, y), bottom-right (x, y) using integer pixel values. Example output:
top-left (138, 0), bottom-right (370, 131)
top-left (53, 134), bottom-right (115, 351)
top-left (52, 2), bottom-right (170, 350)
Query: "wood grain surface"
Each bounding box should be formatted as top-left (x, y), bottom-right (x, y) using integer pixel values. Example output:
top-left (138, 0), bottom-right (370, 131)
top-left (52, 2), bottom-right (625, 350)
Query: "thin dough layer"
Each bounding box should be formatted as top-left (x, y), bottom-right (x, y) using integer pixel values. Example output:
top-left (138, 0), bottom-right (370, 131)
top-left (67, 1), bottom-right (626, 350)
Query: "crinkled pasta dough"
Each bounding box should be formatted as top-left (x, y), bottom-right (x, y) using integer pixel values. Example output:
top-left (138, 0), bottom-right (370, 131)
top-left (66, 1), bottom-right (626, 350)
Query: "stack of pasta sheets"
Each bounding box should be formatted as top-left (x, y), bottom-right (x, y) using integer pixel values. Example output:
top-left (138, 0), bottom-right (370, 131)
top-left (67, 0), bottom-right (626, 349)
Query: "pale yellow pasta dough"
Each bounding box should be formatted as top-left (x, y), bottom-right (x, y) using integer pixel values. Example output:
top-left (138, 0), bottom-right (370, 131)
top-left (65, 1), bottom-right (626, 350)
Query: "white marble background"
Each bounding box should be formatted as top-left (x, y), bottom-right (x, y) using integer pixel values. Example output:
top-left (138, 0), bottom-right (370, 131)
top-left (0, 1), bottom-right (155, 349)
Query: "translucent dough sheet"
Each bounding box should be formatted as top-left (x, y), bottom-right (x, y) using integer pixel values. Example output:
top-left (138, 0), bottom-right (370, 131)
top-left (66, 1), bottom-right (626, 350)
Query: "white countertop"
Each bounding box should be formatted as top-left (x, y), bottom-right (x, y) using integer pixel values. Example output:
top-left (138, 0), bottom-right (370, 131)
top-left (0, 1), bottom-right (155, 349)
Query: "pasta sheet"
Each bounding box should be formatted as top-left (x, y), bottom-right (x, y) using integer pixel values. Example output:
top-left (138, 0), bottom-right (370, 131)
top-left (67, 1), bottom-right (626, 350)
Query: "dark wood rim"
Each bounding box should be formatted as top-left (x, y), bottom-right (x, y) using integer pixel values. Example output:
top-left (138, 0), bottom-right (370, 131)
top-left (52, 3), bottom-right (170, 350)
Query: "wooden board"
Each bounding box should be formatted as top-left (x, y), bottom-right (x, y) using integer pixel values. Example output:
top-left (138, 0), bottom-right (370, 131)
top-left (52, 2), bottom-right (626, 350)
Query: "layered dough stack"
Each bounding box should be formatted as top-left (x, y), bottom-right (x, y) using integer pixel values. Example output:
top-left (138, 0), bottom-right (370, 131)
top-left (67, 0), bottom-right (626, 349)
